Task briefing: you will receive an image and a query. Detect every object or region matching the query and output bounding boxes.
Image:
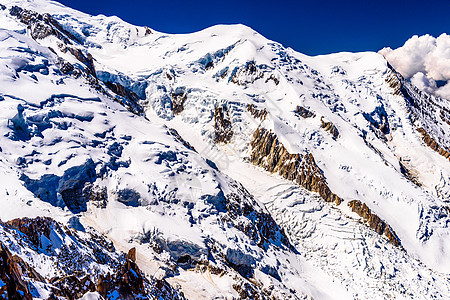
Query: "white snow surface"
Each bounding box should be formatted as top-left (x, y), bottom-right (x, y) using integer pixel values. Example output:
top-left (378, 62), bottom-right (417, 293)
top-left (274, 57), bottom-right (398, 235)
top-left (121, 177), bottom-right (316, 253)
top-left (0, 0), bottom-right (449, 299)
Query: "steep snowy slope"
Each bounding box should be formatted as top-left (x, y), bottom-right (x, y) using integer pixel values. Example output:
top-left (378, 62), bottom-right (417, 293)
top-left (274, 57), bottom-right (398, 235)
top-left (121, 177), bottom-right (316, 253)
top-left (0, 1), bottom-right (353, 299)
top-left (0, 0), bottom-right (449, 299)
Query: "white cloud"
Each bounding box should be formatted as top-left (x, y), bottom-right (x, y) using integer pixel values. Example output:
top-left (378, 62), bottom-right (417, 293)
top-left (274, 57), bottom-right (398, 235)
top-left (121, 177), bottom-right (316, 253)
top-left (379, 33), bottom-right (450, 100)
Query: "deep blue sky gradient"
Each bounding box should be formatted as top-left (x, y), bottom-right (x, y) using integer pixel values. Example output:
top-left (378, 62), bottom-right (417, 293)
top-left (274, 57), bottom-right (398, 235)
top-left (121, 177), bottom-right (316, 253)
top-left (58, 0), bottom-right (449, 55)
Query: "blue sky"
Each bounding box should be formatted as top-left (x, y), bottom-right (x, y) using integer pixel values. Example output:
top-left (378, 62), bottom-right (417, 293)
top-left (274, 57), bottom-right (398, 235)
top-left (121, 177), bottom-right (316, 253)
top-left (59, 0), bottom-right (449, 55)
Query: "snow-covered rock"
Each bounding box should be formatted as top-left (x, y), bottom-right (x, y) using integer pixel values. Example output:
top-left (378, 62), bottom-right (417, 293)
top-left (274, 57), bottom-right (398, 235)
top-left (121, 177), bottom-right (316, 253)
top-left (0, 0), bottom-right (449, 299)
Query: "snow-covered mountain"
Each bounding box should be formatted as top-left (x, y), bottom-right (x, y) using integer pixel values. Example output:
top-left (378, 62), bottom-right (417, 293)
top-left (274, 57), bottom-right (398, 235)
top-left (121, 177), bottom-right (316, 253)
top-left (0, 0), bottom-right (449, 299)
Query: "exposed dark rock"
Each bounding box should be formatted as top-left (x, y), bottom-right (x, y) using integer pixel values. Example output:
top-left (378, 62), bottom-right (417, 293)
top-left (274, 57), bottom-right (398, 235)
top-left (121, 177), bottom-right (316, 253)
top-left (56, 58), bottom-right (74, 75)
top-left (223, 181), bottom-right (296, 252)
top-left (50, 275), bottom-right (95, 299)
top-left (1, 217), bottom-right (186, 300)
top-left (251, 127), bottom-right (342, 205)
top-left (247, 104), bottom-right (268, 121)
top-left (144, 26), bottom-right (152, 35)
top-left (294, 105), bottom-right (315, 118)
top-left (230, 61), bottom-right (264, 85)
top-left (97, 248), bottom-right (147, 299)
top-left (320, 117), bottom-right (339, 140)
top-left (171, 89), bottom-right (187, 115)
top-left (167, 128), bottom-right (196, 151)
top-left (417, 127), bottom-right (450, 160)
top-left (6, 217), bottom-right (54, 248)
top-left (265, 74), bottom-right (280, 85)
top-left (0, 242), bottom-right (33, 300)
top-left (386, 64), bottom-right (450, 154)
top-left (105, 81), bottom-right (140, 103)
top-left (440, 109), bottom-right (450, 126)
top-left (232, 280), bottom-right (262, 300)
top-left (214, 105), bottom-right (233, 143)
top-left (9, 6), bottom-right (81, 45)
top-left (348, 200), bottom-right (401, 247)
top-left (127, 248), bottom-right (136, 263)
top-left (399, 159), bottom-right (422, 186)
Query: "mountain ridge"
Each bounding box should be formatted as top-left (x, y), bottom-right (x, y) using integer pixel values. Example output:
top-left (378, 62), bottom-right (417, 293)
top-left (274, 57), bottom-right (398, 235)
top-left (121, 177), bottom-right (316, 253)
top-left (0, 0), bottom-right (449, 299)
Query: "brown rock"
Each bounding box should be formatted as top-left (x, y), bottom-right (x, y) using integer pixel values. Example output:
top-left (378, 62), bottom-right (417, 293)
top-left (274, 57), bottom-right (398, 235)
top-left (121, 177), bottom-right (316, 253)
top-left (51, 275), bottom-right (95, 299)
top-left (294, 105), bottom-right (315, 118)
top-left (127, 247), bottom-right (136, 263)
top-left (0, 242), bottom-right (33, 300)
top-left (214, 106), bottom-right (233, 143)
top-left (320, 117), bottom-right (339, 140)
top-left (171, 91), bottom-right (187, 115)
top-left (247, 104), bottom-right (268, 120)
top-left (250, 127), bottom-right (342, 205)
top-left (348, 200), bottom-right (401, 247)
top-left (417, 127), bottom-right (450, 160)
top-left (6, 217), bottom-right (55, 248)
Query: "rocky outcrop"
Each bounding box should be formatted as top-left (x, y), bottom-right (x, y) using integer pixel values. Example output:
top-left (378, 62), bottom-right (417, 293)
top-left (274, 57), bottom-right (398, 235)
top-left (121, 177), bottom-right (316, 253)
top-left (294, 105), bottom-right (315, 118)
top-left (386, 64), bottom-right (450, 154)
top-left (417, 127), bottom-right (450, 160)
top-left (348, 200), bottom-right (401, 247)
top-left (223, 181), bottom-right (295, 252)
top-left (247, 104), bottom-right (268, 120)
top-left (171, 90), bottom-right (187, 115)
top-left (214, 106), bottom-right (233, 143)
top-left (57, 44), bottom-right (96, 78)
top-left (168, 128), bottom-right (196, 151)
top-left (230, 61), bottom-right (264, 86)
top-left (320, 117), bottom-right (339, 139)
top-left (0, 217), bottom-right (186, 299)
top-left (97, 247), bottom-right (145, 298)
top-left (6, 217), bottom-right (54, 248)
top-left (105, 81), bottom-right (140, 103)
top-left (251, 127), bottom-right (342, 205)
top-left (399, 158), bottom-right (422, 187)
top-left (50, 275), bottom-right (96, 299)
top-left (9, 6), bottom-right (82, 46)
top-left (250, 128), bottom-right (401, 248)
top-left (0, 242), bottom-right (33, 300)
top-left (265, 74), bottom-right (280, 85)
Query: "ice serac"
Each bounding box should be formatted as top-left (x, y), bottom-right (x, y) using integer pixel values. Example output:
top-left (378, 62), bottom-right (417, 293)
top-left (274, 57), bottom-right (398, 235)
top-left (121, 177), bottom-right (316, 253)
top-left (0, 0), bottom-right (449, 299)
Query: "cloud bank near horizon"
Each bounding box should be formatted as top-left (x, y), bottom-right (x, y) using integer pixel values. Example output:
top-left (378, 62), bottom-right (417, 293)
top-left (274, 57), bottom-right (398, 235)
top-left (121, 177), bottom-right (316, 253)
top-left (379, 33), bottom-right (450, 100)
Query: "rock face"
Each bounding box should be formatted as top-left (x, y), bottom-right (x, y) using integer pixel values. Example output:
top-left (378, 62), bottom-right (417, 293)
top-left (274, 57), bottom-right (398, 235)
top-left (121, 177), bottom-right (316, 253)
top-left (6, 217), bottom-right (54, 248)
top-left (250, 127), bottom-right (342, 205)
top-left (0, 217), bottom-right (186, 300)
top-left (417, 127), bottom-right (450, 160)
top-left (171, 90), bottom-right (188, 115)
top-left (294, 105), bottom-right (315, 118)
top-left (348, 200), bottom-right (401, 247)
top-left (214, 105), bottom-right (233, 143)
top-left (223, 181), bottom-right (295, 253)
top-left (247, 104), bottom-right (268, 121)
top-left (50, 275), bottom-right (96, 299)
top-left (0, 242), bottom-right (33, 300)
top-left (105, 81), bottom-right (141, 103)
top-left (320, 117), bottom-right (339, 139)
top-left (386, 64), bottom-right (450, 153)
top-left (230, 61), bottom-right (264, 86)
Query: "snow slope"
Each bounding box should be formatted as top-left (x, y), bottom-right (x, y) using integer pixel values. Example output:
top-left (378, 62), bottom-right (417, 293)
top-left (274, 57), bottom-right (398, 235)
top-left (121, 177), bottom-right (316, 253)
top-left (0, 0), bottom-right (449, 299)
